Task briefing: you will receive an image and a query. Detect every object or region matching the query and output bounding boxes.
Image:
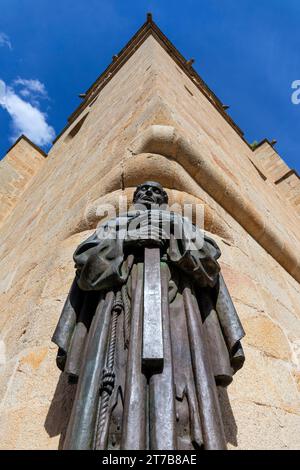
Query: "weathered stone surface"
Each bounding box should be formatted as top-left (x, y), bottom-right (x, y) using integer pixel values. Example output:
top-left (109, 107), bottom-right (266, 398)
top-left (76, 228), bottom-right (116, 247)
top-left (223, 398), bottom-right (300, 450)
top-left (220, 264), bottom-right (264, 312)
top-left (242, 315), bottom-right (291, 360)
top-left (0, 136), bottom-right (46, 227)
top-left (0, 407), bottom-right (28, 449)
top-left (0, 359), bottom-right (17, 405)
top-left (293, 370), bottom-right (300, 393)
top-left (260, 286), bottom-right (300, 342)
top-left (2, 347), bottom-right (50, 411)
top-left (285, 278), bottom-right (300, 320)
top-left (229, 346), bottom-right (300, 415)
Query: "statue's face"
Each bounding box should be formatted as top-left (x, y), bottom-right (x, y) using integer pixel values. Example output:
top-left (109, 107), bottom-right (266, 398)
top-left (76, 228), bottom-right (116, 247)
top-left (133, 181), bottom-right (167, 208)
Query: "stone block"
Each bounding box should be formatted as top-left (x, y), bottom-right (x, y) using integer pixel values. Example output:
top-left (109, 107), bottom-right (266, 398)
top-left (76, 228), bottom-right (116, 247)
top-left (0, 359), bottom-right (17, 406)
top-left (0, 407), bottom-right (27, 449)
top-left (242, 314), bottom-right (291, 360)
top-left (220, 264), bottom-right (264, 311)
top-left (2, 347), bottom-right (49, 411)
top-left (228, 345), bottom-right (300, 415)
top-left (260, 286), bottom-right (300, 342)
top-left (225, 399), bottom-right (299, 450)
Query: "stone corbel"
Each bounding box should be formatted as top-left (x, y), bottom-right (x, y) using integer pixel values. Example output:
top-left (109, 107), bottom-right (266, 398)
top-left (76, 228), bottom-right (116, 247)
top-left (127, 125), bottom-right (300, 283)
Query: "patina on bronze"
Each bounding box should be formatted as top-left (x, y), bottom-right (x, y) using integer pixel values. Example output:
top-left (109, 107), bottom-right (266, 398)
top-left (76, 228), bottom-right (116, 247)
top-left (52, 181), bottom-right (245, 450)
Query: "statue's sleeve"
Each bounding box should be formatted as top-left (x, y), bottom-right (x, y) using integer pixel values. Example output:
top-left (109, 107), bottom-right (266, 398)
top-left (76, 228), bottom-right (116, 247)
top-left (73, 228), bottom-right (132, 291)
top-left (52, 221), bottom-right (134, 375)
top-left (168, 216), bottom-right (245, 375)
top-left (168, 218), bottom-right (221, 288)
top-left (52, 277), bottom-right (84, 371)
top-left (214, 274), bottom-right (245, 373)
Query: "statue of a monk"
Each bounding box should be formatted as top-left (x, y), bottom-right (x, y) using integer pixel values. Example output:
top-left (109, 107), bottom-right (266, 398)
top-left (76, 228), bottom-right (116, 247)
top-left (52, 181), bottom-right (245, 450)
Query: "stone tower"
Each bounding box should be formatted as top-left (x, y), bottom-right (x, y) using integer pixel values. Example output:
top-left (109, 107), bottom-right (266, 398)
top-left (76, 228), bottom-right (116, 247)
top-left (0, 15), bottom-right (299, 449)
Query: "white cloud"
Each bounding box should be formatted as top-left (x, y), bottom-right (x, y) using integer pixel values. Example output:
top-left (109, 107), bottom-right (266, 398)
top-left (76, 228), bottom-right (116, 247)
top-left (13, 78), bottom-right (48, 99)
top-left (0, 79), bottom-right (55, 147)
top-left (0, 32), bottom-right (12, 50)
top-left (19, 88), bottom-right (31, 98)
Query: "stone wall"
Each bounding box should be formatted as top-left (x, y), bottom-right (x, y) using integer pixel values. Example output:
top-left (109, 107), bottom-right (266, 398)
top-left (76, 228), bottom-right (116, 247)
top-left (252, 140), bottom-right (300, 215)
top-left (0, 33), bottom-right (299, 449)
top-left (0, 136), bottom-right (46, 227)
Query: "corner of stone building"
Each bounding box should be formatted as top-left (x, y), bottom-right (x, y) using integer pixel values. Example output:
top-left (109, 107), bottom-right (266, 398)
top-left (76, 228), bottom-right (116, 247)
top-left (0, 135), bottom-right (47, 228)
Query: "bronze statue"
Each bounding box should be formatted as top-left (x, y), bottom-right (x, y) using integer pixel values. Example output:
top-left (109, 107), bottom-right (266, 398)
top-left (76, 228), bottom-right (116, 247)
top-left (52, 181), bottom-right (245, 450)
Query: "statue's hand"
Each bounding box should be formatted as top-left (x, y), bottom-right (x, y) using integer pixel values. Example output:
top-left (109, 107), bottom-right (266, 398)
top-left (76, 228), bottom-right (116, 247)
top-left (138, 225), bottom-right (168, 248)
top-left (125, 211), bottom-right (169, 248)
top-left (125, 225), bottom-right (168, 248)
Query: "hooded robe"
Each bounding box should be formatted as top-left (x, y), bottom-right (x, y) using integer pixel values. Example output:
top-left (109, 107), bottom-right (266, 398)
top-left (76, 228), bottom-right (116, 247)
top-left (52, 209), bottom-right (245, 450)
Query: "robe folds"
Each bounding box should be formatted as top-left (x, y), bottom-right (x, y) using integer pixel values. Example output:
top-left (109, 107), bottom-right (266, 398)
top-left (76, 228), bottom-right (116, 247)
top-left (52, 210), bottom-right (245, 450)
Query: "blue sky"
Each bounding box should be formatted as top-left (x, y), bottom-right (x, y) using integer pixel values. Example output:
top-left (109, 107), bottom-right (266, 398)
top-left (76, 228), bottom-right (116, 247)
top-left (0, 0), bottom-right (299, 171)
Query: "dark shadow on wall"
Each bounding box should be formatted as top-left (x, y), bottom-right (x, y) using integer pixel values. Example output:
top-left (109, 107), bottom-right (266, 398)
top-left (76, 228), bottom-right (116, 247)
top-left (44, 372), bottom-right (77, 449)
top-left (218, 386), bottom-right (238, 448)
